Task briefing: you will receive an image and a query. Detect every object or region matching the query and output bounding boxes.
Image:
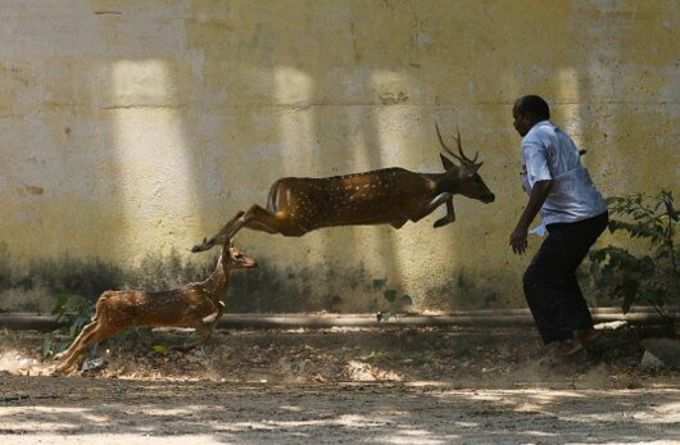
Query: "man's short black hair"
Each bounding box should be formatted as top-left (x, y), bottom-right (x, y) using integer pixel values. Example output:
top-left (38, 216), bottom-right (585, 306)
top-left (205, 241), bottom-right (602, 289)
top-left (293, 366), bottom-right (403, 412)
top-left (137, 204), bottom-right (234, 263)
top-left (514, 95), bottom-right (550, 120)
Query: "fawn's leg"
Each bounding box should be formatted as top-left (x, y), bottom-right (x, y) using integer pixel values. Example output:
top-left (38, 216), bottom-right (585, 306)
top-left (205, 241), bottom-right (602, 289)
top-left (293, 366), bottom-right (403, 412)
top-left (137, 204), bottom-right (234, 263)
top-left (199, 300), bottom-right (225, 345)
top-left (55, 321), bottom-right (121, 373)
top-left (171, 301), bottom-right (224, 352)
top-left (53, 317), bottom-right (97, 361)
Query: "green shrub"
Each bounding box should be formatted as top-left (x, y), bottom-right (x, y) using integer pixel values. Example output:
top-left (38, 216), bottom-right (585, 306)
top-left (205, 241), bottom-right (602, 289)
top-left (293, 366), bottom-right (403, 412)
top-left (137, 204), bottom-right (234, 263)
top-left (590, 190), bottom-right (679, 317)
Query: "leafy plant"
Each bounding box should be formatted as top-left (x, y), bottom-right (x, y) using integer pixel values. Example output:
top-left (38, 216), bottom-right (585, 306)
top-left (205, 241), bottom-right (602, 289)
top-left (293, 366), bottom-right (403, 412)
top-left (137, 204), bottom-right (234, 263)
top-left (54, 292), bottom-right (94, 341)
top-left (589, 190), bottom-right (679, 317)
top-left (37, 292), bottom-right (95, 359)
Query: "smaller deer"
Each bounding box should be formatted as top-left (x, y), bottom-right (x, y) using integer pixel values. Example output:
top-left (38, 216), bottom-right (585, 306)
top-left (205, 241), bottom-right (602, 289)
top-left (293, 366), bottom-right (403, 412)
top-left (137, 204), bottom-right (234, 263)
top-left (53, 212), bottom-right (256, 374)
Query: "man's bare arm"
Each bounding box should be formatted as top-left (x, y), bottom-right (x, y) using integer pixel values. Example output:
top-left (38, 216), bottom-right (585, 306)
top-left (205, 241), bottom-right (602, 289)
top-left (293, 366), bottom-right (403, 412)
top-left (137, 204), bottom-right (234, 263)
top-left (510, 180), bottom-right (553, 255)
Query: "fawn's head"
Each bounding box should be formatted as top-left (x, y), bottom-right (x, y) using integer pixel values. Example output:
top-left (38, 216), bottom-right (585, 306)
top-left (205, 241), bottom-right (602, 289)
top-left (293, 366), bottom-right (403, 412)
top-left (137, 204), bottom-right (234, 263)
top-left (225, 241), bottom-right (257, 270)
top-left (435, 123), bottom-right (495, 204)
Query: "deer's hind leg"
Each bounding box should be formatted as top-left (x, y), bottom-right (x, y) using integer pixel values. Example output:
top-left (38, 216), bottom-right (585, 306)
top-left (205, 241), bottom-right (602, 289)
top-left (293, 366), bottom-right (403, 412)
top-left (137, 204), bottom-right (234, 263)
top-left (240, 205), bottom-right (282, 234)
top-left (229, 205), bottom-right (307, 237)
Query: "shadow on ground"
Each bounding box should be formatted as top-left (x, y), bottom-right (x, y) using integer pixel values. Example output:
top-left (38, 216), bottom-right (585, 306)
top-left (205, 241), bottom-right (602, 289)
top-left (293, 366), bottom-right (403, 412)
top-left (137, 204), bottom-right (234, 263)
top-left (1, 326), bottom-right (679, 443)
top-left (1, 374), bottom-right (680, 444)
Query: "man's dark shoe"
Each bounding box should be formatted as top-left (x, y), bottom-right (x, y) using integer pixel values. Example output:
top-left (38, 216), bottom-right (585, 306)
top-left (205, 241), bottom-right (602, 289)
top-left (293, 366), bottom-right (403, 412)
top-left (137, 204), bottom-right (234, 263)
top-left (538, 340), bottom-right (583, 366)
top-left (575, 329), bottom-right (604, 352)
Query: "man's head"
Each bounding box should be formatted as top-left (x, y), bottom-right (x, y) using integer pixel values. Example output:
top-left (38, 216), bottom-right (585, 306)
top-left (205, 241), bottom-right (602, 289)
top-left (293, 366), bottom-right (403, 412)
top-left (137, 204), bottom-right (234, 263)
top-left (512, 95), bottom-right (550, 137)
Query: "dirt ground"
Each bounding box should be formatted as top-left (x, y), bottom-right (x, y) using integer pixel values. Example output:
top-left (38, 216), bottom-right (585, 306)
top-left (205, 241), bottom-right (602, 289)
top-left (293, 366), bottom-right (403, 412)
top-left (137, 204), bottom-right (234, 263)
top-left (1, 325), bottom-right (680, 444)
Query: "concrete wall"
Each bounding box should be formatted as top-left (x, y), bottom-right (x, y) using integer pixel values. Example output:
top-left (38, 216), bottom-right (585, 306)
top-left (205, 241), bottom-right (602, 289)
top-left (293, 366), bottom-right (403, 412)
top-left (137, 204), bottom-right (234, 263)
top-left (1, 0), bottom-right (678, 312)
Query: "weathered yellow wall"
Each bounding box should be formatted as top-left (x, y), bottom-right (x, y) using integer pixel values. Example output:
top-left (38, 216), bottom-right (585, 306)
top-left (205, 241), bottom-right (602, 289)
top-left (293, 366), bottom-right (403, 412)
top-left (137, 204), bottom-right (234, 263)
top-left (1, 0), bottom-right (678, 311)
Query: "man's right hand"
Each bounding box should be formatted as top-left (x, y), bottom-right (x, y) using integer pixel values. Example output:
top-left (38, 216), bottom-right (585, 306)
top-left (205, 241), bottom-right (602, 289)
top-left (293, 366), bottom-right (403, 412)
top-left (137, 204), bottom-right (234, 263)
top-left (509, 225), bottom-right (528, 255)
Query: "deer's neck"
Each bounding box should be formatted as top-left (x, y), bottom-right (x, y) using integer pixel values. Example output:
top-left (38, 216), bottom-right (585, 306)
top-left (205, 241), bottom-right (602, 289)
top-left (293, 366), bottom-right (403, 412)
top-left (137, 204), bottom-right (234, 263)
top-left (433, 173), bottom-right (460, 195)
top-left (204, 255), bottom-right (229, 296)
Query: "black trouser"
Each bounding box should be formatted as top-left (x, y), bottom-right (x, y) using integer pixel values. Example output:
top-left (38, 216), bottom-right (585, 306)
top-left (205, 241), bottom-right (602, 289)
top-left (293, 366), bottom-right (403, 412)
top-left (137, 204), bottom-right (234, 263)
top-left (523, 212), bottom-right (609, 345)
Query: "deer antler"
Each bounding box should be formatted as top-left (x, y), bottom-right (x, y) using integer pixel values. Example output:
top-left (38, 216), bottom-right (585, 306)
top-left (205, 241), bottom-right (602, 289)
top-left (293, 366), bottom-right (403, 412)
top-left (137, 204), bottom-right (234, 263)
top-left (453, 127), bottom-right (479, 165)
top-left (435, 122), bottom-right (465, 164)
top-left (435, 122), bottom-right (479, 165)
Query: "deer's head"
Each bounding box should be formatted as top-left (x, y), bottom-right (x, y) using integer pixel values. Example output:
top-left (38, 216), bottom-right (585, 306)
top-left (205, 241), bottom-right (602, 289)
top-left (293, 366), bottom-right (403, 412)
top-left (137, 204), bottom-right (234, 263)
top-left (436, 123), bottom-right (495, 204)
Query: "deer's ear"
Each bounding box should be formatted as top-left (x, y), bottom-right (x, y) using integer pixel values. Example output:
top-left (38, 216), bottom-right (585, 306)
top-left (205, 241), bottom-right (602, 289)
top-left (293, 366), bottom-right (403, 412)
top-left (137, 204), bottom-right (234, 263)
top-left (462, 163), bottom-right (483, 177)
top-left (440, 154), bottom-right (456, 171)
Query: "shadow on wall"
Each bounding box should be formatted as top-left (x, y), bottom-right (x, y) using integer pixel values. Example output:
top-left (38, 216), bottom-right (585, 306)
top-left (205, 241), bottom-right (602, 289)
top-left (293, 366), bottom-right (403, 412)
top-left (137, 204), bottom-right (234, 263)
top-left (0, 237), bottom-right (610, 314)
top-left (0, 238), bottom-right (414, 314)
top-left (228, 259), bottom-right (417, 313)
top-left (423, 268), bottom-right (509, 311)
top-left (0, 241), bottom-right (213, 313)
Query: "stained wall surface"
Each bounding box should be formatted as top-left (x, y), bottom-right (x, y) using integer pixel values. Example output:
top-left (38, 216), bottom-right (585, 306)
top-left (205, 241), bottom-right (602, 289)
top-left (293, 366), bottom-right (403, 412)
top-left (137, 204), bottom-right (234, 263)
top-left (1, 1), bottom-right (678, 311)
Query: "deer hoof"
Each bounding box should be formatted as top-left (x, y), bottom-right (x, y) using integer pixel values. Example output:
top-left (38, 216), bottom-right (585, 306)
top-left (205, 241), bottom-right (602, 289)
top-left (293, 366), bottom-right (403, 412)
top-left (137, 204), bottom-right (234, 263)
top-left (191, 239), bottom-right (213, 253)
top-left (51, 364), bottom-right (70, 376)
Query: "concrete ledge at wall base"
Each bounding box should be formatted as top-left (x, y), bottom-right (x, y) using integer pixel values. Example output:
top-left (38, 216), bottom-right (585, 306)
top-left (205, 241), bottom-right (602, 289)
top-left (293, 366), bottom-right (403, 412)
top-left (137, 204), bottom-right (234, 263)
top-left (0, 307), bottom-right (676, 331)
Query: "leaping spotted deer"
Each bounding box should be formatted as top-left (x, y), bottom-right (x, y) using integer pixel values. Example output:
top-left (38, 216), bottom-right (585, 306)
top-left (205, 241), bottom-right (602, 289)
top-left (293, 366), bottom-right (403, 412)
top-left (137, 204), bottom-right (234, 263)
top-left (54, 212), bottom-right (256, 374)
top-left (192, 123), bottom-right (495, 253)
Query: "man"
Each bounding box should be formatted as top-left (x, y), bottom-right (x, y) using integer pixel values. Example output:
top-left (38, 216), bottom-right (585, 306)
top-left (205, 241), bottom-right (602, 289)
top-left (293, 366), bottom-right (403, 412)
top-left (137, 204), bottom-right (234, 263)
top-left (510, 95), bottom-right (609, 357)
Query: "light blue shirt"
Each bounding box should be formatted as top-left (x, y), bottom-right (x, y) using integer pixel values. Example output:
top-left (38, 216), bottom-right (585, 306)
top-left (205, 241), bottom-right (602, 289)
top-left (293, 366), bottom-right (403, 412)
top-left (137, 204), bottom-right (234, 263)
top-left (521, 120), bottom-right (607, 226)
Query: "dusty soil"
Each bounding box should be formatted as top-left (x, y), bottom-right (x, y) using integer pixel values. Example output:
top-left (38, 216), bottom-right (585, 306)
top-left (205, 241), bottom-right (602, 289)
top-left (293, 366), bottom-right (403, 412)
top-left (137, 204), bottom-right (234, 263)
top-left (1, 326), bottom-right (680, 444)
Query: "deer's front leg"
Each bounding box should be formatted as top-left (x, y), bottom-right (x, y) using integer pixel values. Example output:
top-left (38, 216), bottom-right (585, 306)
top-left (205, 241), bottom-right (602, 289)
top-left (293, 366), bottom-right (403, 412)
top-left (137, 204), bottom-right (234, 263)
top-left (433, 197), bottom-right (455, 228)
top-left (410, 193), bottom-right (452, 223)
